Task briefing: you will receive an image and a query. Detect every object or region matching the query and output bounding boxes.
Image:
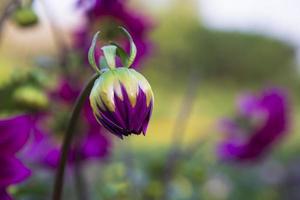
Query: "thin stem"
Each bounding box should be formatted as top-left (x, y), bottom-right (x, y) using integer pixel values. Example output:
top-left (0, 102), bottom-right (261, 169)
top-left (73, 133), bottom-right (89, 200)
top-left (74, 158), bottom-right (89, 200)
top-left (161, 71), bottom-right (200, 200)
top-left (0, 0), bottom-right (20, 44)
top-left (122, 140), bottom-right (141, 199)
top-left (183, 127), bottom-right (214, 163)
top-left (52, 74), bottom-right (98, 200)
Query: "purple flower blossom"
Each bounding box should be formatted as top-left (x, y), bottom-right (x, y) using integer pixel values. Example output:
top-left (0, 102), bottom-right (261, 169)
top-left (0, 115), bottom-right (32, 199)
top-left (74, 130), bottom-right (110, 160)
top-left (74, 0), bottom-right (152, 67)
top-left (23, 113), bottom-right (111, 169)
top-left (23, 126), bottom-right (61, 169)
top-left (218, 89), bottom-right (289, 162)
top-left (28, 78), bottom-right (112, 169)
top-left (51, 78), bottom-right (80, 104)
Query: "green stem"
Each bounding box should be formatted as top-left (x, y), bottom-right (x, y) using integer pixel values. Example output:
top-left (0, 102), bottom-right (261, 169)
top-left (52, 74), bottom-right (99, 200)
top-left (0, 0), bottom-right (20, 44)
top-left (161, 70), bottom-right (199, 200)
top-left (74, 157), bottom-right (89, 200)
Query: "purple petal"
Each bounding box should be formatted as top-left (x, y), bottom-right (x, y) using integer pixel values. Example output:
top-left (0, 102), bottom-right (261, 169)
top-left (0, 156), bottom-right (31, 188)
top-left (51, 79), bottom-right (80, 103)
top-left (75, 0), bottom-right (152, 67)
top-left (96, 85), bottom-right (153, 138)
top-left (97, 114), bottom-right (126, 139)
top-left (0, 115), bottom-right (32, 155)
top-left (23, 127), bottom-right (60, 169)
top-left (141, 100), bottom-right (153, 135)
top-left (0, 189), bottom-right (12, 200)
top-left (83, 100), bottom-right (102, 127)
top-left (78, 131), bottom-right (111, 160)
top-left (218, 88), bottom-right (288, 162)
top-left (237, 94), bottom-right (259, 117)
top-left (219, 118), bottom-right (240, 135)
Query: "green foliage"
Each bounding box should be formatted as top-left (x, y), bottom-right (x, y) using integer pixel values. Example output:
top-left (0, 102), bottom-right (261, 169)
top-left (0, 67), bottom-right (49, 113)
top-left (148, 5), bottom-right (297, 85)
top-left (12, 7), bottom-right (38, 27)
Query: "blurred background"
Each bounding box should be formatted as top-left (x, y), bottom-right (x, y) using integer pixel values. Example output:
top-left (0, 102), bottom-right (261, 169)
top-left (1, 0), bottom-right (300, 199)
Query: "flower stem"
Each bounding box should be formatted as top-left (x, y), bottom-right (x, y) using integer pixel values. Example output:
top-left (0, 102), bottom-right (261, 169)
top-left (0, 0), bottom-right (20, 44)
top-left (52, 73), bottom-right (99, 200)
top-left (74, 157), bottom-right (89, 200)
top-left (161, 71), bottom-right (199, 200)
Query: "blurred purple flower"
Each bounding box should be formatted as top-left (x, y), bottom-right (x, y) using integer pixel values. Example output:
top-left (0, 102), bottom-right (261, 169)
top-left (23, 125), bottom-right (61, 169)
top-left (30, 78), bottom-right (112, 169)
top-left (0, 115), bottom-right (32, 199)
top-left (218, 88), bottom-right (289, 162)
top-left (50, 78), bottom-right (80, 104)
top-left (74, 0), bottom-right (152, 67)
top-left (73, 130), bottom-right (111, 161)
top-left (23, 114), bottom-right (111, 169)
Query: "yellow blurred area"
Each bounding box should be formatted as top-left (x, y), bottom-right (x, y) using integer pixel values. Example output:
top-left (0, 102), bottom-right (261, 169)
top-left (0, 18), bottom-right (73, 59)
top-left (0, 56), bottom-right (29, 87)
top-left (129, 81), bottom-right (237, 148)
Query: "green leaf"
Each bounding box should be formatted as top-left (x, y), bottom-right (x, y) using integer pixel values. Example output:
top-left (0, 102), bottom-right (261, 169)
top-left (119, 26), bottom-right (137, 67)
top-left (99, 56), bottom-right (109, 71)
top-left (110, 42), bottom-right (129, 67)
top-left (88, 31), bottom-right (101, 73)
top-left (101, 45), bottom-right (117, 69)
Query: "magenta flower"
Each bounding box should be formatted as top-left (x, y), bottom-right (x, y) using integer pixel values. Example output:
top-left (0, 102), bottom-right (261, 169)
top-left (23, 114), bottom-right (111, 169)
top-left (0, 115), bottom-right (32, 199)
top-left (51, 78), bottom-right (81, 104)
top-left (74, 0), bottom-right (152, 67)
top-left (23, 126), bottom-right (61, 169)
top-left (28, 78), bottom-right (112, 169)
top-left (218, 89), bottom-right (288, 162)
top-left (72, 129), bottom-right (111, 161)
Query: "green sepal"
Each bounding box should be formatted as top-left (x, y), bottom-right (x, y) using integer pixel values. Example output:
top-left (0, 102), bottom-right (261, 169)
top-left (110, 42), bottom-right (129, 67)
top-left (99, 56), bottom-right (109, 72)
top-left (119, 26), bottom-right (137, 67)
top-left (88, 31), bottom-right (101, 73)
top-left (101, 45), bottom-right (117, 69)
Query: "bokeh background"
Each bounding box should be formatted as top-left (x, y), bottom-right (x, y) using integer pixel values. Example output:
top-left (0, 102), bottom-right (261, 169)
top-left (1, 0), bottom-right (300, 199)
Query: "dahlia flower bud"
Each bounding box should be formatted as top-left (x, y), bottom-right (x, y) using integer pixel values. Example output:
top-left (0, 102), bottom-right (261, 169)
top-left (88, 27), bottom-right (154, 138)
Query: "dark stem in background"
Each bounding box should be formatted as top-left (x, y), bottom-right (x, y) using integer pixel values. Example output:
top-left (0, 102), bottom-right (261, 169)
top-left (122, 139), bottom-right (142, 199)
top-left (161, 71), bottom-right (200, 200)
top-left (73, 133), bottom-right (90, 200)
top-left (0, 0), bottom-right (20, 44)
top-left (52, 74), bottom-right (98, 200)
top-left (182, 133), bottom-right (210, 164)
top-left (74, 156), bottom-right (89, 200)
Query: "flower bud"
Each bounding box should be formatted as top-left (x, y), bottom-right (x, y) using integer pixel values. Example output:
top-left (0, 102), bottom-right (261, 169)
top-left (13, 86), bottom-right (48, 110)
top-left (89, 67), bottom-right (153, 138)
top-left (88, 27), bottom-right (154, 138)
top-left (12, 7), bottom-right (38, 27)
